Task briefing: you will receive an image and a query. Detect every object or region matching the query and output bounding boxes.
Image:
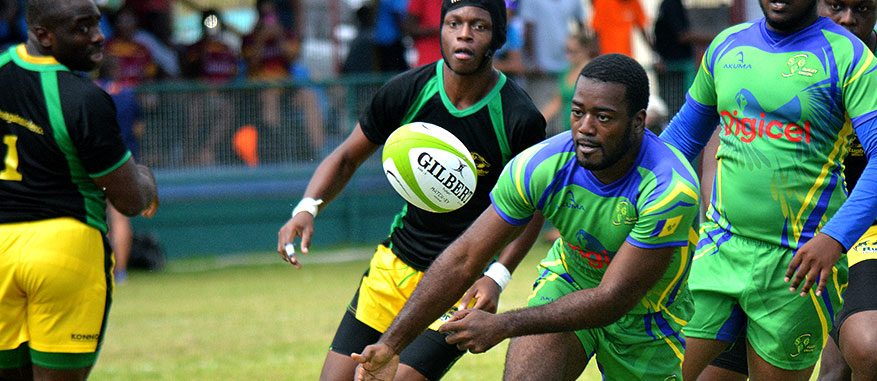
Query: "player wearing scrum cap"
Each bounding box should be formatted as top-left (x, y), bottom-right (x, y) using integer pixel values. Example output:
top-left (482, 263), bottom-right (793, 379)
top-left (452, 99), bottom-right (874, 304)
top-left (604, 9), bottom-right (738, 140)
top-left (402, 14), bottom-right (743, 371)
top-left (275, 0), bottom-right (546, 379)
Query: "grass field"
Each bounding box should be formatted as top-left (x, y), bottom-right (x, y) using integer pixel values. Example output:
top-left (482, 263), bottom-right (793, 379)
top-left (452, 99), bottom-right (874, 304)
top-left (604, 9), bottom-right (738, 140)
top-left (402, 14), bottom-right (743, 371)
top-left (89, 243), bottom-right (822, 380)
top-left (88, 243), bottom-right (606, 380)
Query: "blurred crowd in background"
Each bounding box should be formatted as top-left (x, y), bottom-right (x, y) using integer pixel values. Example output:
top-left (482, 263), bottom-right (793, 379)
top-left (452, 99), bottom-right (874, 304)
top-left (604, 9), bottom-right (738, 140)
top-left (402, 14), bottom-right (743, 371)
top-left (0, 0), bottom-right (759, 169)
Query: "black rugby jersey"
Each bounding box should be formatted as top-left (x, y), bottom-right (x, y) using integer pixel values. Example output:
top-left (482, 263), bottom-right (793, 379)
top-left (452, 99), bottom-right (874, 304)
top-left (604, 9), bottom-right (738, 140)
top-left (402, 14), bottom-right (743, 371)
top-left (360, 60), bottom-right (546, 271)
top-left (0, 45), bottom-right (129, 233)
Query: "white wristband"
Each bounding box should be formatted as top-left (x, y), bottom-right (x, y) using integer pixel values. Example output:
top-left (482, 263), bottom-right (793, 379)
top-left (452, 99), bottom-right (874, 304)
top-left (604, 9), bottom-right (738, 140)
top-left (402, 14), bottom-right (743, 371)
top-left (484, 262), bottom-right (511, 291)
top-left (292, 197), bottom-right (324, 218)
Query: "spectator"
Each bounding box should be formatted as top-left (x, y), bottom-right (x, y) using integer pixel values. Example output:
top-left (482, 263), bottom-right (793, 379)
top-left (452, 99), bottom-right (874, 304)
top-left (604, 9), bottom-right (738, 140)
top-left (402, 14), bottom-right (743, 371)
top-left (653, 0), bottom-right (712, 116)
top-left (182, 9), bottom-right (240, 165)
top-left (342, 4), bottom-right (378, 74)
top-left (405, 0), bottom-right (441, 66)
top-left (372, 0), bottom-right (410, 72)
top-left (539, 31), bottom-right (598, 131)
top-left (591, 0), bottom-right (652, 57)
top-left (274, 0), bottom-right (304, 36)
top-left (125, 0), bottom-right (173, 47)
top-left (519, 0), bottom-right (584, 134)
top-left (492, 0), bottom-right (526, 82)
top-left (103, 7), bottom-right (158, 87)
top-left (243, 0), bottom-right (324, 161)
top-left (0, 0), bottom-right (26, 50)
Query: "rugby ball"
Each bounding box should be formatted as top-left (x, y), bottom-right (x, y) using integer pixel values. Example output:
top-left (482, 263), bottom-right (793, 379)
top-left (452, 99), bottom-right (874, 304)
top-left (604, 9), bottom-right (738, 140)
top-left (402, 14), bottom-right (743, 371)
top-left (382, 122), bottom-right (478, 213)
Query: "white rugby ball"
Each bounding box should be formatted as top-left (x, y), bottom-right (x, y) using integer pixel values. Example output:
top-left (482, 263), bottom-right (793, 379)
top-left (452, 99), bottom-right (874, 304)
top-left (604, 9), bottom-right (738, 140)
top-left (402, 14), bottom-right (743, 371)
top-left (382, 122), bottom-right (478, 213)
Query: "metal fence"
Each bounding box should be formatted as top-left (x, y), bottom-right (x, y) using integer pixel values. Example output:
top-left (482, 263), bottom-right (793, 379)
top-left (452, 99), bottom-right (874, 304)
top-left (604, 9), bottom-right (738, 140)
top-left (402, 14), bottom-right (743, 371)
top-left (134, 74), bottom-right (391, 170)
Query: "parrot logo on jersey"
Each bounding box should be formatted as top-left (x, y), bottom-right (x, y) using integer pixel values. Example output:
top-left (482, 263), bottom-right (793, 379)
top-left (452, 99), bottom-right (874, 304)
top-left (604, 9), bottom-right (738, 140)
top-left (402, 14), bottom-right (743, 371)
top-left (565, 229), bottom-right (615, 269)
top-left (783, 54), bottom-right (819, 78)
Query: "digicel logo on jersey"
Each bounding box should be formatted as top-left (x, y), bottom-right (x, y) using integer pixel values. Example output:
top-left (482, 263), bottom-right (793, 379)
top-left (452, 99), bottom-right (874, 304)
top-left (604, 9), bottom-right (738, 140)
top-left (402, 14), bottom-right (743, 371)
top-left (720, 110), bottom-right (811, 144)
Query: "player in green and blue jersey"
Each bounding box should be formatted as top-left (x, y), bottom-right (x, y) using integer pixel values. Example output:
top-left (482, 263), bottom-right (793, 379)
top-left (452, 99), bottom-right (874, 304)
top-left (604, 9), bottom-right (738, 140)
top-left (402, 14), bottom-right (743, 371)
top-left (660, 0), bottom-right (877, 378)
top-left (353, 53), bottom-right (701, 380)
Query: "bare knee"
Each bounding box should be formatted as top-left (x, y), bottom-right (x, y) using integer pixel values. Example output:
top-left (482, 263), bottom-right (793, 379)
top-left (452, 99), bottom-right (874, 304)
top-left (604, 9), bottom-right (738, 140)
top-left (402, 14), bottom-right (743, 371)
top-left (504, 333), bottom-right (586, 381)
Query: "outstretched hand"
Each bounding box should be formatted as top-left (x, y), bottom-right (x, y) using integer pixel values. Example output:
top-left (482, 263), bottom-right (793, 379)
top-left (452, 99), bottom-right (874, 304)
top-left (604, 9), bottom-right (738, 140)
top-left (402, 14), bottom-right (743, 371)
top-left (459, 276), bottom-right (502, 313)
top-left (438, 308), bottom-right (507, 353)
top-left (351, 343), bottom-right (400, 381)
top-left (276, 213), bottom-right (315, 268)
top-left (785, 233), bottom-right (844, 297)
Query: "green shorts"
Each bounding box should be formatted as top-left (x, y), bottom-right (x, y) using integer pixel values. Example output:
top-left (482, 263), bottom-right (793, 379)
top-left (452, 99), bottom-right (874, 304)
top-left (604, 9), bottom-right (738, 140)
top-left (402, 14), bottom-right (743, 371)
top-left (686, 221), bottom-right (848, 370)
top-left (528, 246), bottom-right (685, 380)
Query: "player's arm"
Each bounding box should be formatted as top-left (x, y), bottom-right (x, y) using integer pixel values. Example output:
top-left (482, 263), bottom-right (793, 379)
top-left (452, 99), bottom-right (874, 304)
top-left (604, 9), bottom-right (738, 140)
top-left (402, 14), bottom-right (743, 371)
top-left (352, 207), bottom-right (527, 366)
top-left (787, 115), bottom-right (877, 296)
top-left (460, 212), bottom-right (545, 312)
top-left (276, 124), bottom-right (380, 262)
top-left (440, 241), bottom-right (675, 353)
top-left (659, 98), bottom-right (719, 161)
top-left (94, 158), bottom-right (158, 218)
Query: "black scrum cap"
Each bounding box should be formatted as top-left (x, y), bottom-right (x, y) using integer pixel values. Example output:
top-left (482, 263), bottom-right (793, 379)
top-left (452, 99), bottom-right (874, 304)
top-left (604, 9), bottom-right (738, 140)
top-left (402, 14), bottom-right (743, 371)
top-left (440, 0), bottom-right (507, 52)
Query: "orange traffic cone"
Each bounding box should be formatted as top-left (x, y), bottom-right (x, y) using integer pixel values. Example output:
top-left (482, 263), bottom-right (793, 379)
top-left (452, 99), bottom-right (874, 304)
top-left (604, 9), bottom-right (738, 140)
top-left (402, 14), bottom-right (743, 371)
top-left (233, 125), bottom-right (258, 167)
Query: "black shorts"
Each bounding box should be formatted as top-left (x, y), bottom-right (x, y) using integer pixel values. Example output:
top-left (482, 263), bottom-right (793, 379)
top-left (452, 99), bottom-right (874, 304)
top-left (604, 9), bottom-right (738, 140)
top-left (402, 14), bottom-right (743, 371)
top-left (329, 289), bottom-right (465, 380)
top-left (830, 258), bottom-right (877, 344)
top-left (708, 328), bottom-right (748, 376)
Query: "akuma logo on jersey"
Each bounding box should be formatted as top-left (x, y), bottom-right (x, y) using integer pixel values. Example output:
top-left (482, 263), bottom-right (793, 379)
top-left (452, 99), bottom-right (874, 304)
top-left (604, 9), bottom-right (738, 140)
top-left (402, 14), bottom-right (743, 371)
top-left (720, 110), bottom-right (811, 144)
top-left (723, 51), bottom-right (752, 69)
top-left (559, 191), bottom-right (587, 211)
top-left (783, 54), bottom-right (819, 78)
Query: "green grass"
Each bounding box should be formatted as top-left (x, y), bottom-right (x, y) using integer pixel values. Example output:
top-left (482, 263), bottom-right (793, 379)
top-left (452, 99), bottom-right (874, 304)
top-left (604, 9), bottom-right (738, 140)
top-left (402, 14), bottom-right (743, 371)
top-left (89, 243), bottom-right (605, 380)
top-left (90, 244), bottom-right (821, 380)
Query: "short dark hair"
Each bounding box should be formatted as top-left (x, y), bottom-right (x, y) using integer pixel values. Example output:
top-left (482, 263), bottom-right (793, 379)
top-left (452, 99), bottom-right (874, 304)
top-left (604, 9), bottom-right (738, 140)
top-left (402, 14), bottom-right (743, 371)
top-left (25, 0), bottom-right (60, 27)
top-left (579, 53), bottom-right (649, 116)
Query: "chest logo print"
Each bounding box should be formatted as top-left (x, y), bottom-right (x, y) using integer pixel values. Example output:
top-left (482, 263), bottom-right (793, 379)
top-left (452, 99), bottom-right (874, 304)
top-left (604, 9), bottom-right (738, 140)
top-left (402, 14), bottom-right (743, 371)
top-left (783, 54), bottom-right (818, 78)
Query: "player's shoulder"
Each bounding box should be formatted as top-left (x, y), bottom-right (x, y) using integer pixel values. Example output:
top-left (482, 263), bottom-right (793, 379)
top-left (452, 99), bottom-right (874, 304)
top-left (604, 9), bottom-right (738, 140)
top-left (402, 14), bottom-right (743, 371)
top-left (384, 62), bottom-right (438, 90)
top-left (712, 19), bottom-right (760, 45)
top-left (57, 71), bottom-right (113, 105)
top-left (640, 130), bottom-right (698, 182)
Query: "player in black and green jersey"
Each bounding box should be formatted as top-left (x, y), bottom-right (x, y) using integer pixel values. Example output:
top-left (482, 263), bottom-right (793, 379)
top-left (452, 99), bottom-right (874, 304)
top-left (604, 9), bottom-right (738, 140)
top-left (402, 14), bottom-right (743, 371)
top-left (276, 0), bottom-right (546, 379)
top-left (0, 0), bottom-right (158, 380)
top-left (352, 54), bottom-right (700, 380)
top-left (660, 0), bottom-right (877, 378)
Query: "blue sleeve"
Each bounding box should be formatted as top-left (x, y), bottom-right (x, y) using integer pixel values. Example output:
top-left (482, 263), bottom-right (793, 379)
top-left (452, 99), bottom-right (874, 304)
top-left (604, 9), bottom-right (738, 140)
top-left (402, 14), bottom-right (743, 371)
top-left (659, 95), bottom-right (720, 162)
top-left (820, 115), bottom-right (877, 249)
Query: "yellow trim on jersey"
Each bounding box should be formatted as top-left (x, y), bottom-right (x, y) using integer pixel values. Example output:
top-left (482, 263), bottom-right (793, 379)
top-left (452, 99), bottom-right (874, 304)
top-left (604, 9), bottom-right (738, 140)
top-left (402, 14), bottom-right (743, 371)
top-left (641, 181), bottom-right (699, 216)
top-left (843, 49), bottom-right (874, 88)
top-left (15, 44), bottom-right (60, 66)
top-left (792, 120), bottom-right (852, 244)
top-left (662, 336), bottom-right (685, 363)
top-left (512, 143), bottom-right (545, 207)
top-left (808, 288), bottom-right (830, 348)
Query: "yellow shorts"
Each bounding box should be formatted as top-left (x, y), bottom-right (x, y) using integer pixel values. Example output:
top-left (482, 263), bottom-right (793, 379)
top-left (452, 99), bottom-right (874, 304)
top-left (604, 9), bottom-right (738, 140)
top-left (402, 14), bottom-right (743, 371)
top-left (848, 225), bottom-right (877, 267)
top-left (0, 218), bottom-right (113, 356)
top-left (354, 244), bottom-right (470, 333)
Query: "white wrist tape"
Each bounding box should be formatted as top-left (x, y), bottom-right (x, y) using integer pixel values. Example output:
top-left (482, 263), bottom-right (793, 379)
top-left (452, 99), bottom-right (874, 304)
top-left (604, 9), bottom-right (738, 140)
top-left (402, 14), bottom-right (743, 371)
top-left (292, 197), bottom-right (324, 218)
top-left (484, 262), bottom-right (511, 291)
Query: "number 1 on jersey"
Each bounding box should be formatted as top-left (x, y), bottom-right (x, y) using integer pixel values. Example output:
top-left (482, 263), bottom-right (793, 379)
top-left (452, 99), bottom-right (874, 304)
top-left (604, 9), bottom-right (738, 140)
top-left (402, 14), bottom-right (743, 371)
top-left (1, 134), bottom-right (22, 181)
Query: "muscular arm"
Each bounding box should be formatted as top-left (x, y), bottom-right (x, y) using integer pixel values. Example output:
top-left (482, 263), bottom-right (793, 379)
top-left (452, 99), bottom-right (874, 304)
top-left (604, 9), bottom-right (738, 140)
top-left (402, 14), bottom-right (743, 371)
top-left (94, 158), bottom-right (157, 217)
top-left (276, 124), bottom-right (379, 255)
top-left (441, 240), bottom-right (675, 352)
top-left (379, 206), bottom-right (526, 353)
